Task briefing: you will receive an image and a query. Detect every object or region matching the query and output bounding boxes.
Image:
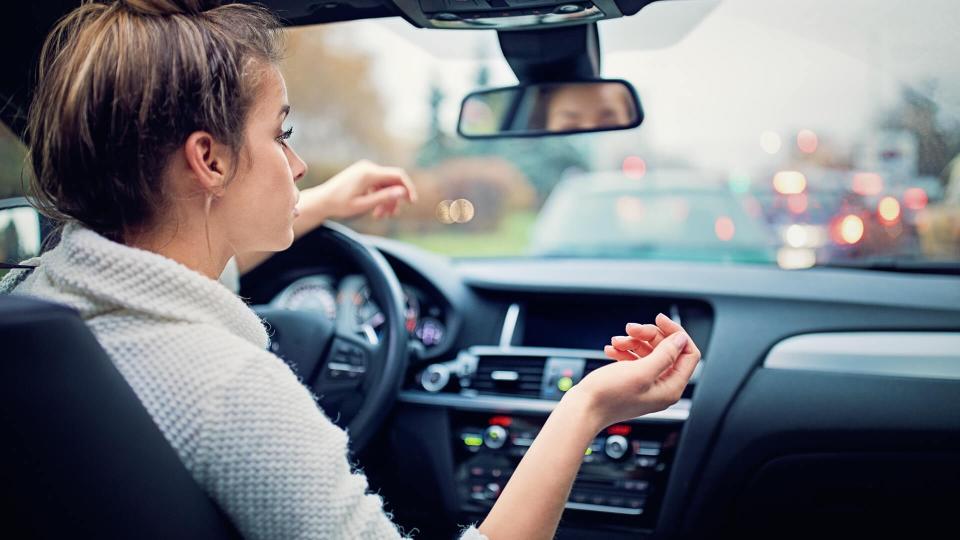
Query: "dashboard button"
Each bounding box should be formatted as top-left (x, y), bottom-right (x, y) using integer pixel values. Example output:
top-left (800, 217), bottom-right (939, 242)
top-left (604, 435), bottom-right (629, 460)
top-left (420, 363), bottom-right (450, 392)
top-left (484, 425), bottom-right (508, 449)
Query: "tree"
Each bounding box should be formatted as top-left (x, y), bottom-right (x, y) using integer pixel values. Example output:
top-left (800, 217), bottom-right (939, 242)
top-left (878, 85), bottom-right (960, 178)
top-left (280, 27), bottom-right (404, 188)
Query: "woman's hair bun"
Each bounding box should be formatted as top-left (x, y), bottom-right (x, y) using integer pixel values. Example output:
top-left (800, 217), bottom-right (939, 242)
top-left (117, 0), bottom-right (222, 16)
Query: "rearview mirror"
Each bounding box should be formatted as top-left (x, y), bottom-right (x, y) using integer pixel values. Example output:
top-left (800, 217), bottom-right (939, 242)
top-left (457, 79), bottom-right (643, 139)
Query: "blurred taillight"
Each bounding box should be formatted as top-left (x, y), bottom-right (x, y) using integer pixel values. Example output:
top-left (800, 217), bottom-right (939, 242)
top-left (773, 171), bottom-right (806, 195)
top-left (832, 214), bottom-right (864, 245)
top-left (715, 216), bottom-right (736, 241)
top-left (622, 156), bottom-right (647, 179)
top-left (903, 187), bottom-right (928, 210)
top-left (878, 196), bottom-right (901, 224)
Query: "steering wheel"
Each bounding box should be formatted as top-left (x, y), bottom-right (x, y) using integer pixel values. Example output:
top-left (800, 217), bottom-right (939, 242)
top-left (252, 222), bottom-right (408, 451)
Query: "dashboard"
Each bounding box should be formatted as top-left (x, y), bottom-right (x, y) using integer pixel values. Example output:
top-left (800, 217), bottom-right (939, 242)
top-left (240, 229), bottom-right (960, 540)
top-left (270, 274), bottom-right (448, 349)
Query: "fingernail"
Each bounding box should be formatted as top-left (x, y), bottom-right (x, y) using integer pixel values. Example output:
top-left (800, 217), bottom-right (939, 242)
top-left (673, 333), bottom-right (688, 348)
top-left (626, 322), bottom-right (641, 330)
top-left (391, 186), bottom-right (405, 197)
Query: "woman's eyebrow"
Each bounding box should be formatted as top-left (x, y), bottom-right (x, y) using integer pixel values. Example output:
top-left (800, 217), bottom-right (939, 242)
top-left (279, 104), bottom-right (290, 119)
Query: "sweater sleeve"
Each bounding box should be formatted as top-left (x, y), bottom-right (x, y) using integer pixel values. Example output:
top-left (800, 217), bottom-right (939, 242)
top-left (195, 351), bottom-right (487, 540)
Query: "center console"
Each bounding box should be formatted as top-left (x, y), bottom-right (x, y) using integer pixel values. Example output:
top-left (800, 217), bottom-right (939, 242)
top-left (397, 296), bottom-right (711, 534)
top-left (452, 410), bottom-right (682, 530)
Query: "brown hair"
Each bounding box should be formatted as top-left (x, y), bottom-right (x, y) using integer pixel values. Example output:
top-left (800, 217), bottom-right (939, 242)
top-left (26, 0), bottom-right (284, 242)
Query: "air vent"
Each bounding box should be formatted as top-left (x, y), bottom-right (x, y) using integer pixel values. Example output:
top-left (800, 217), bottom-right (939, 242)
top-left (471, 356), bottom-right (545, 398)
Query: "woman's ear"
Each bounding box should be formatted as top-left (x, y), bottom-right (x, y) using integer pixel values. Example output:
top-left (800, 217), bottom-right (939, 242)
top-left (183, 131), bottom-right (231, 196)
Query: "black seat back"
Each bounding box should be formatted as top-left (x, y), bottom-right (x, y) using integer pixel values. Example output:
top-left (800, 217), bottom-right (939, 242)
top-left (0, 295), bottom-right (241, 539)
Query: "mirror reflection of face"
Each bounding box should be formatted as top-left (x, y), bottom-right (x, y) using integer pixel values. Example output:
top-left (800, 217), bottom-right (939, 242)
top-left (543, 83), bottom-right (635, 132)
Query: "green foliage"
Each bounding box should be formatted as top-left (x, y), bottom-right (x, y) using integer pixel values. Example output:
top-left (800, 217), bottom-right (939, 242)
top-left (0, 125), bottom-right (28, 199)
top-left (396, 211), bottom-right (537, 257)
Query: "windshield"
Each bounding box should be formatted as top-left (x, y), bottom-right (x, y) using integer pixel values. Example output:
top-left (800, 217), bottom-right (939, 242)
top-left (279, 0), bottom-right (960, 269)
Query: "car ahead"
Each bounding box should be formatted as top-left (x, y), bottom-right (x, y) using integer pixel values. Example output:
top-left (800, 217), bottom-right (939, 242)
top-left (746, 168), bottom-right (924, 268)
top-left (530, 170), bottom-right (779, 264)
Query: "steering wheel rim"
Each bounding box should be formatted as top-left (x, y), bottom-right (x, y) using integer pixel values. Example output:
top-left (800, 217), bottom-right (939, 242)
top-left (254, 222), bottom-right (409, 451)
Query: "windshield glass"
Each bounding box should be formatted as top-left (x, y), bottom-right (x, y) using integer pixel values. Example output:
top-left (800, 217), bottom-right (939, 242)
top-left (279, 0), bottom-right (960, 269)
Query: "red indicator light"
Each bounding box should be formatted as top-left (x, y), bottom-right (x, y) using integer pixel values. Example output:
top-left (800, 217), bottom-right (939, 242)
top-left (607, 424), bottom-right (632, 436)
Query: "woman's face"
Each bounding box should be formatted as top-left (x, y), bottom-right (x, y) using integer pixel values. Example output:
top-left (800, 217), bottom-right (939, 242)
top-left (214, 65), bottom-right (307, 255)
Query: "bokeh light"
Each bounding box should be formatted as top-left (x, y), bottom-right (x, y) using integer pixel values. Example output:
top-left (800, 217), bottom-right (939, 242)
top-left (777, 247), bottom-right (816, 269)
top-left (903, 188), bottom-right (928, 210)
top-left (760, 131), bottom-right (782, 154)
top-left (449, 198), bottom-right (475, 223)
top-left (622, 156), bottom-right (647, 179)
top-left (715, 216), bottom-right (735, 241)
top-left (773, 171), bottom-right (807, 195)
top-left (878, 196), bottom-right (901, 224)
top-left (797, 129), bottom-right (818, 154)
top-left (785, 224), bottom-right (809, 248)
top-left (838, 214), bottom-right (864, 244)
top-left (435, 200), bottom-right (454, 224)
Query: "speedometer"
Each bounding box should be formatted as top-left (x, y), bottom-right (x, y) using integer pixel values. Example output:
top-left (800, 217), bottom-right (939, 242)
top-left (352, 284), bottom-right (420, 339)
top-left (271, 276), bottom-right (338, 320)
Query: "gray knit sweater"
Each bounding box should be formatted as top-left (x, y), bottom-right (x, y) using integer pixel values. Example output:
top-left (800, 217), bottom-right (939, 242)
top-left (2, 223), bottom-right (485, 540)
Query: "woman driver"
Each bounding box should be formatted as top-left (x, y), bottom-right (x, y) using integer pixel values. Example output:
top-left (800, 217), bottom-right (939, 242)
top-left (1, 1), bottom-right (700, 539)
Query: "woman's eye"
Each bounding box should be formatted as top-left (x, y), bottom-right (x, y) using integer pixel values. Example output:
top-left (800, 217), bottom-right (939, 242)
top-left (276, 126), bottom-right (293, 145)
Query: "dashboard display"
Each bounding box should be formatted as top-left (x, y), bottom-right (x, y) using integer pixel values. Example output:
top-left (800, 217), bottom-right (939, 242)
top-left (352, 284), bottom-right (420, 338)
top-left (415, 317), bottom-right (445, 347)
top-left (270, 276), bottom-right (338, 320)
top-left (272, 274), bottom-right (447, 349)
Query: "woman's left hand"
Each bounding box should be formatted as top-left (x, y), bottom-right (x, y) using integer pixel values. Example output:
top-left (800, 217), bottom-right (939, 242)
top-left (300, 159), bottom-right (418, 223)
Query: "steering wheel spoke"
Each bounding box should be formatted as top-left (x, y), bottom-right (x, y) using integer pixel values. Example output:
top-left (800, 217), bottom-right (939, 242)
top-left (317, 335), bottom-right (372, 389)
top-left (249, 222), bottom-right (409, 451)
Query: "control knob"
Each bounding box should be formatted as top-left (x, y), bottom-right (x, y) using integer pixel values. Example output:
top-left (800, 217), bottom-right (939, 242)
top-left (604, 435), bottom-right (629, 460)
top-left (484, 425), bottom-right (508, 450)
top-left (420, 363), bottom-right (450, 393)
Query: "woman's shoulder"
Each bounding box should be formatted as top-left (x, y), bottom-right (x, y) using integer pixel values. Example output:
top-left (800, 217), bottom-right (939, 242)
top-left (100, 317), bottom-right (282, 379)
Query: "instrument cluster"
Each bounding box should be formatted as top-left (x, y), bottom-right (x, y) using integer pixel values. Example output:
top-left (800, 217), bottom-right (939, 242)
top-left (271, 274), bottom-right (447, 349)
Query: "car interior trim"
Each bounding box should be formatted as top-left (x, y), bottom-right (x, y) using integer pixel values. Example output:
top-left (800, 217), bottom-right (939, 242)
top-left (397, 390), bottom-right (691, 422)
top-left (498, 303), bottom-right (521, 349)
top-left (472, 344), bottom-right (611, 360)
top-left (564, 501), bottom-right (645, 516)
top-left (764, 332), bottom-right (960, 380)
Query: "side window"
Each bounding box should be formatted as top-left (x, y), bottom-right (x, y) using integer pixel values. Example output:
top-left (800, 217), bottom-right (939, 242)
top-left (0, 124), bottom-right (32, 269)
top-left (0, 122), bottom-right (27, 199)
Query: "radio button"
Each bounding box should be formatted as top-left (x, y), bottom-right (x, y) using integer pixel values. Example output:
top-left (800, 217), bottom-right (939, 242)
top-left (484, 425), bottom-right (508, 449)
top-left (604, 435), bottom-right (629, 460)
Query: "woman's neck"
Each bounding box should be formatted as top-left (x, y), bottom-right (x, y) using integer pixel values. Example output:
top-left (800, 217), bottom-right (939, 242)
top-left (125, 222), bottom-right (232, 282)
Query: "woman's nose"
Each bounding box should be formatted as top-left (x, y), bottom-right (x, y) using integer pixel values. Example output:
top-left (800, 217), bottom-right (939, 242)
top-left (288, 147), bottom-right (308, 182)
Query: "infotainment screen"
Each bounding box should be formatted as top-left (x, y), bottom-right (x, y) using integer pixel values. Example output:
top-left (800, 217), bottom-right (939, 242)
top-left (520, 296), bottom-right (671, 350)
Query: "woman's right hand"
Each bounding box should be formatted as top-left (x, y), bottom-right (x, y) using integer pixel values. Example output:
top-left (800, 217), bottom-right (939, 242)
top-left (572, 313), bottom-right (701, 428)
